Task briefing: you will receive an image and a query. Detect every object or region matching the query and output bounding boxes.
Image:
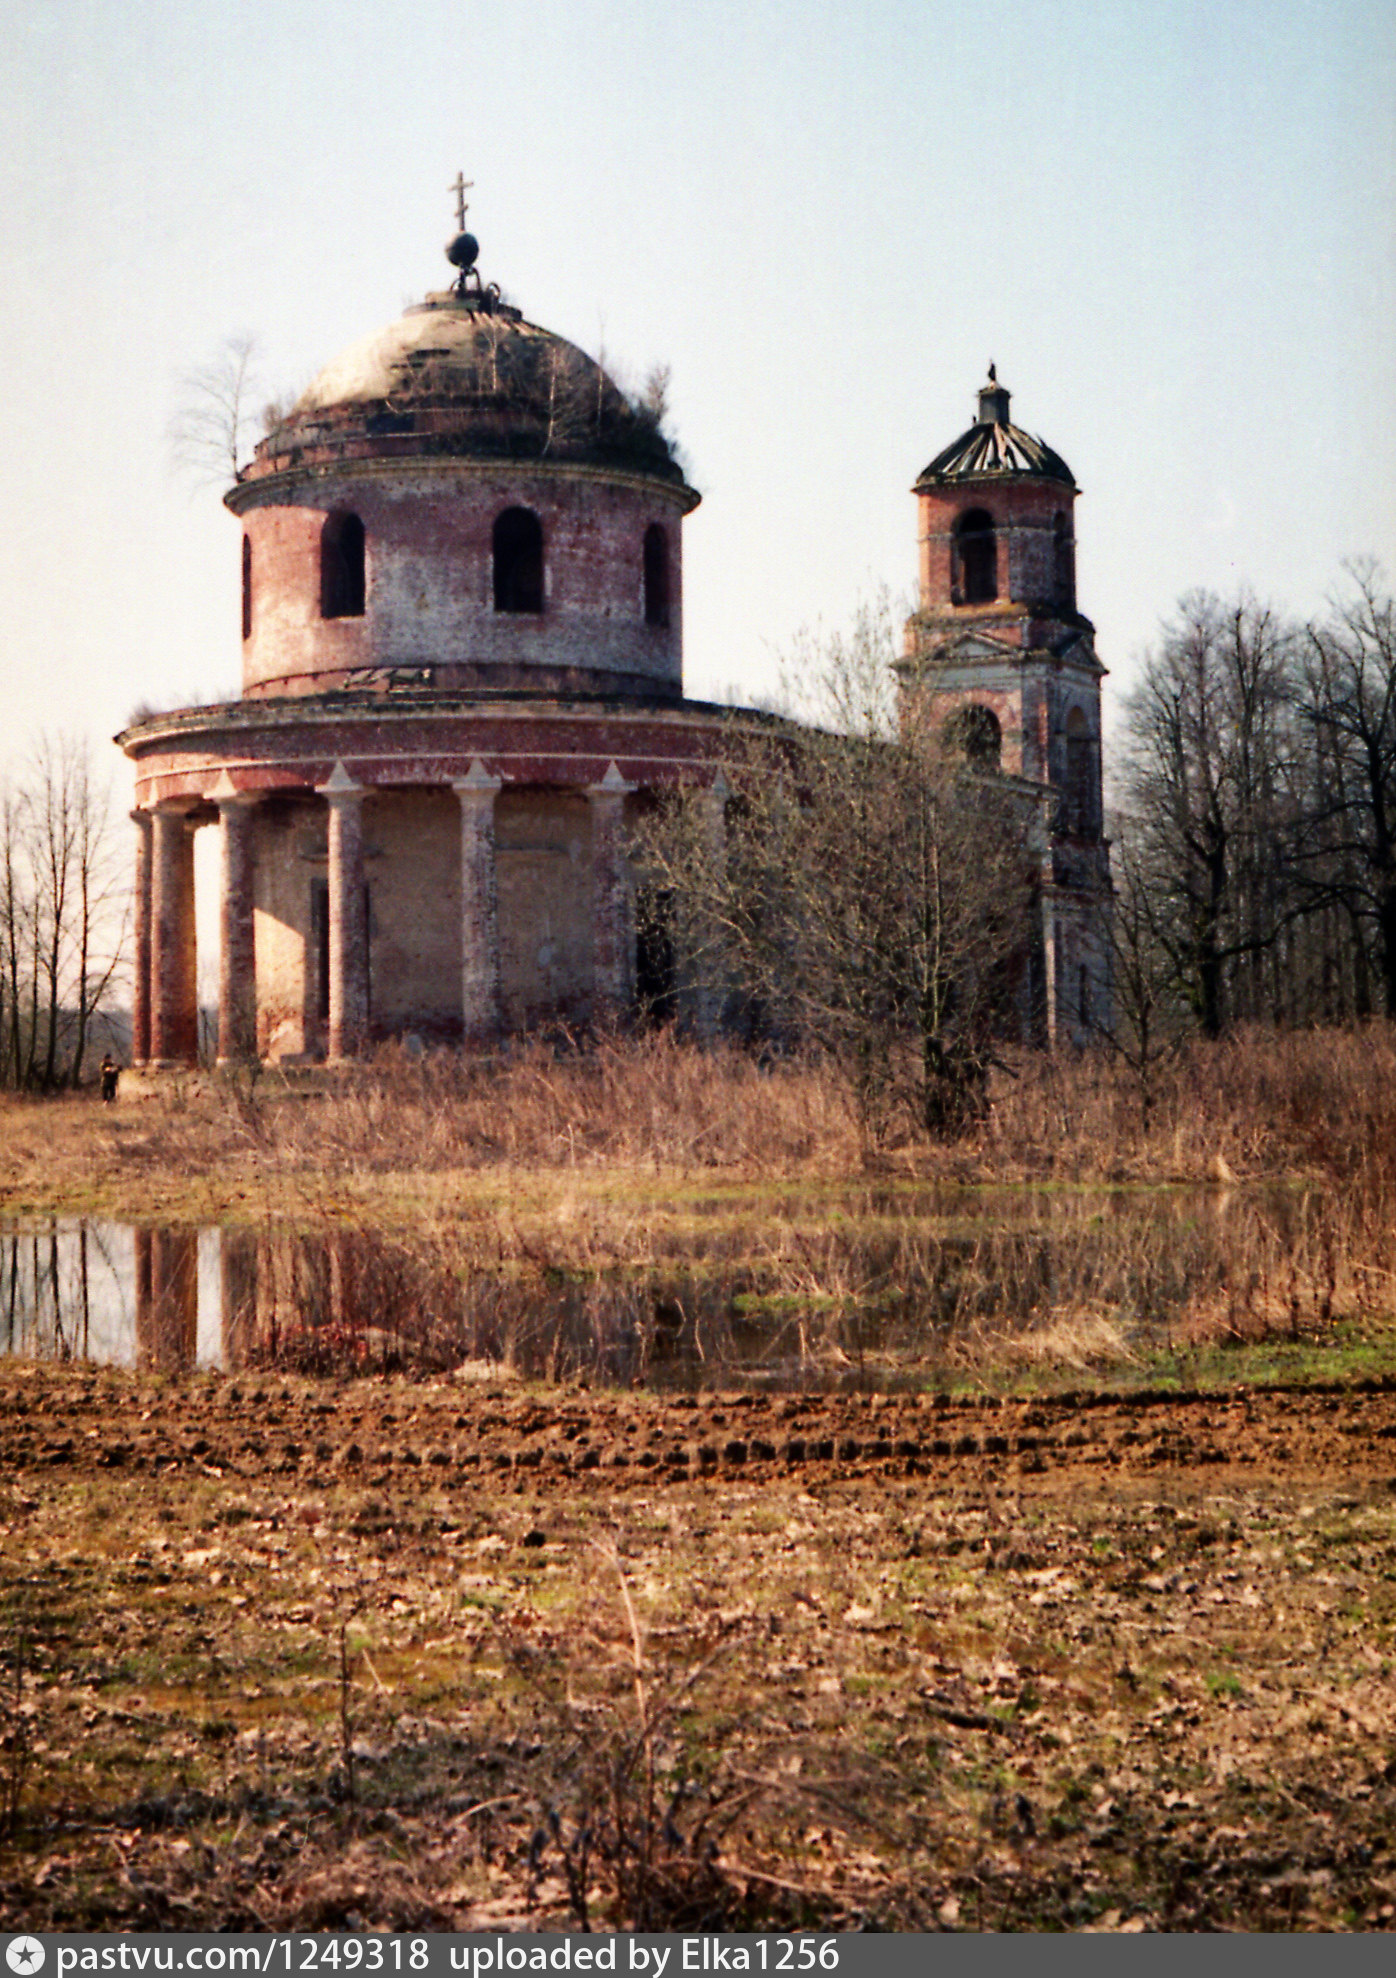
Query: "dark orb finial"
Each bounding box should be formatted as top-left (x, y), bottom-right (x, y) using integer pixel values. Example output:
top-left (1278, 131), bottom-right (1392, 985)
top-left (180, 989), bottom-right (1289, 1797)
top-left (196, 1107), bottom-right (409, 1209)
top-left (446, 172), bottom-right (481, 289)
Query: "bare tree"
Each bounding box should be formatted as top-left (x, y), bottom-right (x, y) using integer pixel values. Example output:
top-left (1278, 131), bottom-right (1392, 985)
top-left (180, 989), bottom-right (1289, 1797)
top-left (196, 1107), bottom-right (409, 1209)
top-left (640, 600), bottom-right (1035, 1135)
top-left (1094, 824), bottom-right (1189, 1126)
top-left (30, 740), bottom-right (77, 1090)
top-left (1118, 592), bottom-right (1304, 1036)
top-left (1298, 563), bottom-right (1396, 1015)
top-left (0, 790), bottom-right (29, 1088)
top-left (0, 739), bottom-right (125, 1091)
top-left (168, 332), bottom-right (262, 487)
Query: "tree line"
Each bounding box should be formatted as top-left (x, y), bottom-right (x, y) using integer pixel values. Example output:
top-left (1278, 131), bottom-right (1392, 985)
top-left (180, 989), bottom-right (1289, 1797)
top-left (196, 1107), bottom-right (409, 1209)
top-left (640, 566), bottom-right (1396, 1139)
top-left (1114, 561), bottom-right (1396, 1045)
top-left (0, 737), bottom-right (124, 1091)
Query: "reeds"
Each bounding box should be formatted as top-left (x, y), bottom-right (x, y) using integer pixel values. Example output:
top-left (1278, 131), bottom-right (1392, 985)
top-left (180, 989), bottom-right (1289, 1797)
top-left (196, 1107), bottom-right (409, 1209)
top-left (206, 1170), bottom-right (1394, 1385)
top-left (203, 1023), bottom-right (1396, 1188)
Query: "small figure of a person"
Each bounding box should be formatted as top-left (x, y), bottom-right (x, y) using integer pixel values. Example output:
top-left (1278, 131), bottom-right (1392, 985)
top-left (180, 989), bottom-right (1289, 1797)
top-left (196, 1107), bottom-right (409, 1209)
top-left (99, 1054), bottom-right (120, 1103)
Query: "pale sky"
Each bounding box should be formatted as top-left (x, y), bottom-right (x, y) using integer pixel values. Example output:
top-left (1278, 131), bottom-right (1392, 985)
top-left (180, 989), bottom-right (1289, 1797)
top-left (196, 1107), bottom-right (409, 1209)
top-left (3, 0), bottom-right (1393, 817)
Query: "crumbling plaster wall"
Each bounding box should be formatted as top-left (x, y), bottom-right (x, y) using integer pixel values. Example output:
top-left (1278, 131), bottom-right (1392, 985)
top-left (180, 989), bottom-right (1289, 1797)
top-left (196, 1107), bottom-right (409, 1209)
top-left (253, 799), bottom-right (320, 1061)
top-left (239, 467), bottom-right (687, 697)
top-left (496, 789), bottom-right (595, 1029)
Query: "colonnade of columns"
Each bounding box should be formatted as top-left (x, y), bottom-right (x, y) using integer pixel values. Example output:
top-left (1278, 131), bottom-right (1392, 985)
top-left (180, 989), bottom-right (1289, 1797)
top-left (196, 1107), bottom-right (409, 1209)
top-left (129, 760), bottom-right (640, 1068)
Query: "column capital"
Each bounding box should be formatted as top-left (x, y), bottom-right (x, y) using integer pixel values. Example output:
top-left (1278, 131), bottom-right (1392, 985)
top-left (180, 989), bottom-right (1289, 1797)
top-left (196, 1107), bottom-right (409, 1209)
top-left (318, 760), bottom-right (365, 803)
top-left (209, 770), bottom-right (260, 811)
top-left (587, 760), bottom-right (636, 799)
top-left (452, 757), bottom-right (502, 798)
top-left (130, 806), bottom-right (153, 830)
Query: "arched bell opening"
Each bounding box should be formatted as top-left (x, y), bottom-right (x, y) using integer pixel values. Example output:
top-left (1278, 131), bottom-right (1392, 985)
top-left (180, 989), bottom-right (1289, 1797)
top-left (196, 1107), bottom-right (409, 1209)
top-left (955, 508), bottom-right (998, 605)
top-left (1063, 706), bottom-right (1098, 836)
top-left (944, 701), bottom-right (1003, 772)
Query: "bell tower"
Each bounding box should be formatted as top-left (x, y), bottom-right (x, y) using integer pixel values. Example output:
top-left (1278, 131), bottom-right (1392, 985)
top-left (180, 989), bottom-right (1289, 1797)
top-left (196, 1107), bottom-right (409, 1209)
top-left (899, 370), bottom-right (1112, 1046)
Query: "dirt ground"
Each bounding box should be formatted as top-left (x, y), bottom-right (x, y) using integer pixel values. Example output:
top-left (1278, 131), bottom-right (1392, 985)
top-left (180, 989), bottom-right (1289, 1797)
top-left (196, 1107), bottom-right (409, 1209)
top-left (1, 1363), bottom-right (1395, 1932)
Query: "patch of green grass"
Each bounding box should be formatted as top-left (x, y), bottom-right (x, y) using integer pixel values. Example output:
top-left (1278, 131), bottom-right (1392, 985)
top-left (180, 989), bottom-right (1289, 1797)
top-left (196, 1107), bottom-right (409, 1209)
top-left (945, 1317), bottom-right (1396, 1402)
top-left (1206, 1670), bottom-right (1245, 1700)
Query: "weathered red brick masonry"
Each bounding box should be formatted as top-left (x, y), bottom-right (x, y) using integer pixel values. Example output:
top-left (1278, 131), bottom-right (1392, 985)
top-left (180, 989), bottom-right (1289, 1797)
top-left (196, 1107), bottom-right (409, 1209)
top-left (119, 222), bottom-right (1110, 1066)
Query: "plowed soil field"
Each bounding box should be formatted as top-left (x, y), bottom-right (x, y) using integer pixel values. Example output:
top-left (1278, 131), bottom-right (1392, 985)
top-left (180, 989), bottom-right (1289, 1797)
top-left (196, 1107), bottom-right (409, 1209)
top-left (2, 1364), bottom-right (1395, 1932)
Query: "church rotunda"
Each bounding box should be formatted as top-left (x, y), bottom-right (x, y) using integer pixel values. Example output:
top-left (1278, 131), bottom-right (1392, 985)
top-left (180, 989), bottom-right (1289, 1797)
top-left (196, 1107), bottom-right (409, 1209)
top-left (120, 209), bottom-right (736, 1067)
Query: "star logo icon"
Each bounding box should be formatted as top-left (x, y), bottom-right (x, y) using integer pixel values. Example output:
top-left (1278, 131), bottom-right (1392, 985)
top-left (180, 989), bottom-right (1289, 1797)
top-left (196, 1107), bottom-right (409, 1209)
top-left (5, 1943), bottom-right (44, 1976)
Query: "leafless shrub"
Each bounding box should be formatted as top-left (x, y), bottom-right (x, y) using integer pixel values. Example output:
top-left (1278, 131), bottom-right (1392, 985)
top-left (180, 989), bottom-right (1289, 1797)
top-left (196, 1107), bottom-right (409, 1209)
top-left (494, 1544), bottom-right (760, 1929)
top-left (639, 597), bottom-right (1036, 1138)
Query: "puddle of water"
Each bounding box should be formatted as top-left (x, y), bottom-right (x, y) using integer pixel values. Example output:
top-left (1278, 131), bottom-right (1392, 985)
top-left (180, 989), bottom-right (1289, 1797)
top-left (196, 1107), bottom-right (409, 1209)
top-left (0, 1184), bottom-right (1343, 1392)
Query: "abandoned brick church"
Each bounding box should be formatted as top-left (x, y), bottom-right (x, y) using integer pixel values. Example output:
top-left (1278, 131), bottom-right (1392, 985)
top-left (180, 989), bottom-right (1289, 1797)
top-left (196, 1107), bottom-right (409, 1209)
top-left (118, 211), bottom-right (1111, 1068)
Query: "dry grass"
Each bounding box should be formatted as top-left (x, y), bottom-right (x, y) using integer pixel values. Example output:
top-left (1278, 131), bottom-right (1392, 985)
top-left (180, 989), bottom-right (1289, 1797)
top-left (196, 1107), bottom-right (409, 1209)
top-left (157, 1022), bottom-right (1396, 1189)
top-left (983, 1024), bottom-right (1396, 1187)
top-left (7, 1026), bottom-right (1396, 1376)
top-left (6, 1023), bottom-right (1396, 1202)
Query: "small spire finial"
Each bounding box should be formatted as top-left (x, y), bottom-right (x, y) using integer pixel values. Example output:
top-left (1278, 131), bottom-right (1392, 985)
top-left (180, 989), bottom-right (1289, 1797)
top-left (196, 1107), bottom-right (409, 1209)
top-left (977, 367), bottom-right (1011, 426)
top-left (450, 171), bottom-right (474, 231)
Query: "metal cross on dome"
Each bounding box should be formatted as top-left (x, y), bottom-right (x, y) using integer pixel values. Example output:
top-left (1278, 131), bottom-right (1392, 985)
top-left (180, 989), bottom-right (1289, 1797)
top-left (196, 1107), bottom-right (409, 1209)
top-left (450, 172), bottom-right (474, 230)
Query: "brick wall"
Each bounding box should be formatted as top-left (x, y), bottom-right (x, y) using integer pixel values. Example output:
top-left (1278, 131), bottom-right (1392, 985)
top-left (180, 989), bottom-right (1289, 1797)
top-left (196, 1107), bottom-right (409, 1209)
top-left (917, 479), bottom-right (1077, 617)
top-left (237, 463), bottom-right (689, 699)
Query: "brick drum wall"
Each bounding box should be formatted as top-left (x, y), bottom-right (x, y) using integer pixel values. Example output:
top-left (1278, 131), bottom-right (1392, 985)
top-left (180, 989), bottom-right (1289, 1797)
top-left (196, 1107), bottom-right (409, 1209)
top-left (238, 465), bottom-right (688, 699)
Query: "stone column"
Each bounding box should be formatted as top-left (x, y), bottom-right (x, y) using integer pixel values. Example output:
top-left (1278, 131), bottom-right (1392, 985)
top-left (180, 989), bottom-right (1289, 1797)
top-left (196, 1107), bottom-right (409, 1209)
top-left (319, 763), bottom-right (368, 1061)
top-left (150, 804), bottom-right (198, 1067)
top-left (215, 782), bottom-right (259, 1065)
top-left (694, 771), bottom-right (730, 1039)
top-left (1041, 878), bottom-right (1060, 1053)
top-left (588, 761), bottom-right (635, 1025)
top-left (130, 810), bottom-right (153, 1065)
top-left (452, 761), bottom-right (502, 1041)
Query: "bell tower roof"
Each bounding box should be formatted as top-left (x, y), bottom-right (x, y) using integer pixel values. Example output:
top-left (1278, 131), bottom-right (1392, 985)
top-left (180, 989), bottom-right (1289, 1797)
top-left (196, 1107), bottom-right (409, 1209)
top-left (915, 370), bottom-right (1076, 490)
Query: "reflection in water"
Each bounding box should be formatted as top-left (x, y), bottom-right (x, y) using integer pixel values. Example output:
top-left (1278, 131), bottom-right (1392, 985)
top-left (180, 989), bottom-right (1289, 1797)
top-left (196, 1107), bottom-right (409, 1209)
top-left (0, 1185), bottom-right (1342, 1391)
top-left (0, 1224), bottom-right (224, 1370)
top-left (2, 1220), bottom-right (747, 1385)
